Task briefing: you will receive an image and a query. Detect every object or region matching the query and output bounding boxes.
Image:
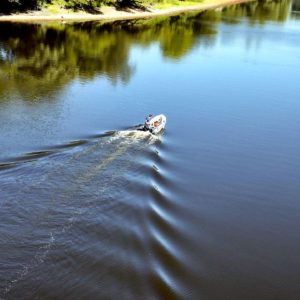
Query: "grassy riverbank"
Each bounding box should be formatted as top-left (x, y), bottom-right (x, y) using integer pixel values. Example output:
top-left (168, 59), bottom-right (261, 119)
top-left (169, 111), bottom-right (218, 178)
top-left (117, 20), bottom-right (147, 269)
top-left (0, 0), bottom-right (254, 22)
top-left (45, 0), bottom-right (206, 11)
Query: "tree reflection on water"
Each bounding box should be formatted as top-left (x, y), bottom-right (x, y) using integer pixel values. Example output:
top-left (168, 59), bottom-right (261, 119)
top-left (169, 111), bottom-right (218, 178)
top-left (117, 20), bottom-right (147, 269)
top-left (0, 0), bottom-right (291, 101)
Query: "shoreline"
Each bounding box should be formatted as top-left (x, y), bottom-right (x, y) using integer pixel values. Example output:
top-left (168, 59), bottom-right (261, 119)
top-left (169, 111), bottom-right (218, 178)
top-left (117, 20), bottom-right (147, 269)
top-left (0, 0), bottom-right (254, 23)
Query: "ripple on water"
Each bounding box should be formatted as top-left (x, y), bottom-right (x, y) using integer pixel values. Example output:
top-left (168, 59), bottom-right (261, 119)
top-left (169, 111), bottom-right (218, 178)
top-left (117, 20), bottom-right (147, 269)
top-left (0, 129), bottom-right (169, 299)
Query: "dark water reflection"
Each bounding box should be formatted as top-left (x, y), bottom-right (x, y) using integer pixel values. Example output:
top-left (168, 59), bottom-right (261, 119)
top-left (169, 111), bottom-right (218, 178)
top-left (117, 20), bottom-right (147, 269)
top-left (1, 0), bottom-right (300, 299)
top-left (0, 0), bottom-right (291, 101)
top-left (0, 13), bottom-right (218, 101)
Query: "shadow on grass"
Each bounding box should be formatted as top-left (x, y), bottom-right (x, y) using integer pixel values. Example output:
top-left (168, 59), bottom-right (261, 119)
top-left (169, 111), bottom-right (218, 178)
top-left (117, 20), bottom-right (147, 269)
top-left (70, 5), bottom-right (103, 15)
top-left (113, 0), bottom-right (151, 12)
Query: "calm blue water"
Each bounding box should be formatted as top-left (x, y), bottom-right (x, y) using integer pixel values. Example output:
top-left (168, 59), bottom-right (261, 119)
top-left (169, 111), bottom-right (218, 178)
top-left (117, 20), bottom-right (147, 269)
top-left (1, 0), bottom-right (300, 299)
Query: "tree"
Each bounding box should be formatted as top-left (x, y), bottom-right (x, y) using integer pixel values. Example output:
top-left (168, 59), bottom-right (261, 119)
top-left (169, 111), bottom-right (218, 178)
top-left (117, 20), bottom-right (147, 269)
top-left (0, 0), bottom-right (46, 13)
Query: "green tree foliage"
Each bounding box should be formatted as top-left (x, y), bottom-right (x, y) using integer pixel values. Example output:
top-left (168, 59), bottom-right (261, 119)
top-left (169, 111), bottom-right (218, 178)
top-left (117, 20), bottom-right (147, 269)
top-left (0, 0), bottom-right (46, 13)
top-left (0, 0), bottom-right (20, 13)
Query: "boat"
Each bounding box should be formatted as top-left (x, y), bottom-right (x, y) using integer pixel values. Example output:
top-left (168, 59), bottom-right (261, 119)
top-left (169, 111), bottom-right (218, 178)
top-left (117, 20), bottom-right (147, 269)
top-left (141, 114), bottom-right (167, 134)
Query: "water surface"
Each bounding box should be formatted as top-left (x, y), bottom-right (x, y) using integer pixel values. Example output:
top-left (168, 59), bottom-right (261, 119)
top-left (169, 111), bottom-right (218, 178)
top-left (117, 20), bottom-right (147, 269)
top-left (1, 0), bottom-right (300, 299)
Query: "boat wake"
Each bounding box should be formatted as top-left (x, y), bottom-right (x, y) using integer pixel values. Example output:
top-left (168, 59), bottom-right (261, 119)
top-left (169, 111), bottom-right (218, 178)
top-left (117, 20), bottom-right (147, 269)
top-left (0, 127), bottom-right (161, 172)
top-left (0, 126), bottom-right (187, 300)
top-left (0, 126), bottom-right (165, 296)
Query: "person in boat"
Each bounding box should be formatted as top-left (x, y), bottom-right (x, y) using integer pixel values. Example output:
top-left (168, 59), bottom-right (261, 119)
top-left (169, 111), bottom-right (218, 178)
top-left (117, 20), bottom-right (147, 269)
top-left (143, 114), bottom-right (153, 131)
top-left (154, 117), bottom-right (162, 128)
top-left (145, 114), bottom-right (153, 124)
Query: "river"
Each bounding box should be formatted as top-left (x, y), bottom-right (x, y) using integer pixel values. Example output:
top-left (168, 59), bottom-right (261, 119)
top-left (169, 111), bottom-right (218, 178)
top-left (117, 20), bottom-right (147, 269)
top-left (1, 0), bottom-right (300, 299)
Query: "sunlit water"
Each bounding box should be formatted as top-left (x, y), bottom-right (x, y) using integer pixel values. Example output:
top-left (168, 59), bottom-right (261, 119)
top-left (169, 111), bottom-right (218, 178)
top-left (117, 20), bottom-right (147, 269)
top-left (1, 0), bottom-right (300, 299)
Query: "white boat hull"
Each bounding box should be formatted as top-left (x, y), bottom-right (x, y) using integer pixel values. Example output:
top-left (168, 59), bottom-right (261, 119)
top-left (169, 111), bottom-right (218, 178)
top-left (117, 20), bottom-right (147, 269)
top-left (143, 114), bottom-right (167, 134)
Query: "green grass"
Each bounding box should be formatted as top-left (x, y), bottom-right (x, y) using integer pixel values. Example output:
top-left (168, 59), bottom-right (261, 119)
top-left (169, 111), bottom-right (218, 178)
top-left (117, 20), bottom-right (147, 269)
top-left (45, 4), bottom-right (62, 13)
top-left (132, 0), bottom-right (206, 9)
top-left (43, 0), bottom-right (68, 14)
top-left (42, 0), bottom-right (209, 14)
top-left (154, 0), bottom-right (205, 9)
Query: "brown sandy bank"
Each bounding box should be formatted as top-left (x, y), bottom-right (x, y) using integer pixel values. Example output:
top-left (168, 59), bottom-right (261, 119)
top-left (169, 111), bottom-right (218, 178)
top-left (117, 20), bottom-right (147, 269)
top-left (0, 0), bottom-right (254, 23)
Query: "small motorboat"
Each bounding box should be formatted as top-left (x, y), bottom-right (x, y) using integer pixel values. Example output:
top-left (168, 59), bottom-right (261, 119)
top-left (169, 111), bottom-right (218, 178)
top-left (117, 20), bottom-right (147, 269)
top-left (142, 114), bottom-right (167, 134)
